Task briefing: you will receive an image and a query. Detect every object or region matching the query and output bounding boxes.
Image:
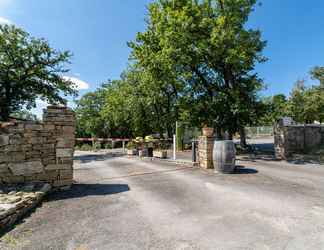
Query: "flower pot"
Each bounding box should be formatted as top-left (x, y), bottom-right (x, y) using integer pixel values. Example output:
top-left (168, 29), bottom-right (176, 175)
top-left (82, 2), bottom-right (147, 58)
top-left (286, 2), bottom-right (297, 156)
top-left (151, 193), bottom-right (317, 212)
top-left (202, 127), bottom-right (214, 137)
top-left (153, 150), bottom-right (167, 159)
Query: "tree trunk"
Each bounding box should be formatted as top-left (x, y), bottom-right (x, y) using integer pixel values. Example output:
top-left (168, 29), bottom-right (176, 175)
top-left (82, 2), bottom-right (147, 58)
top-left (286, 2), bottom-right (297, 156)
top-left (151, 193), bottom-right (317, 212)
top-left (239, 127), bottom-right (247, 147)
top-left (1, 83), bottom-right (12, 121)
top-left (0, 105), bottom-right (11, 121)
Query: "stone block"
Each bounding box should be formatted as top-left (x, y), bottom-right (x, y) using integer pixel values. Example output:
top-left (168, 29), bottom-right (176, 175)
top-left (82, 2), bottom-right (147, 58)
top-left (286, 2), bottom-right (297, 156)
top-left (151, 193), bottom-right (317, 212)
top-left (0, 163), bottom-right (9, 174)
top-left (56, 138), bottom-right (74, 148)
top-left (0, 153), bottom-right (9, 163)
top-left (0, 135), bottom-right (9, 146)
top-left (9, 161), bottom-right (44, 176)
top-left (24, 124), bottom-right (43, 131)
top-left (59, 169), bottom-right (73, 180)
top-left (28, 137), bottom-right (44, 145)
top-left (44, 124), bottom-right (55, 131)
top-left (56, 148), bottom-right (73, 158)
top-left (7, 152), bottom-right (25, 162)
top-left (56, 157), bottom-right (73, 165)
top-left (45, 164), bottom-right (72, 170)
top-left (62, 126), bottom-right (75, 134)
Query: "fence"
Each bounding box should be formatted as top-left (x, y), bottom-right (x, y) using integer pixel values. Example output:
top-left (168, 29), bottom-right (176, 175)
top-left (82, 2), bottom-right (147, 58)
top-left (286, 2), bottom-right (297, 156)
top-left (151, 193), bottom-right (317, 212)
top-left (76, 138), bottom-right (130, 150)
top-left (245, 126), bottom-right (273, 138)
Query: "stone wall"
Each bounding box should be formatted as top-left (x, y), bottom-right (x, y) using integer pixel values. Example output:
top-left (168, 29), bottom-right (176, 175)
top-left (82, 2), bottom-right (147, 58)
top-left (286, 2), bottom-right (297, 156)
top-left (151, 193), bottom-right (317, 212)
top-left (198, 136), bottom-right (215, 169)
top-left (0, 106), bottom-right (75, 189)
top-left (274, 122), bottom-right (324, 160)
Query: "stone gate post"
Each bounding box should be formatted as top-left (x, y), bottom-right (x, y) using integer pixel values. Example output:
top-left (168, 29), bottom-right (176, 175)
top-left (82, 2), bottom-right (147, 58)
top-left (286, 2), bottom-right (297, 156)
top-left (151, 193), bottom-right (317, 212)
top-left (43, 106), bottom-right (75, 189)
top-left (198, 135), bottom-right (215, 169)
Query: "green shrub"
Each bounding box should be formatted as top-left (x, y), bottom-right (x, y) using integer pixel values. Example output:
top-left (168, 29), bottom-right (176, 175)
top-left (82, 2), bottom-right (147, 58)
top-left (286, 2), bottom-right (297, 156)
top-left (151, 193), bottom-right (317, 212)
top-left (80, 144), bottom-right (93, 151)
top-left (127, 141), bottom-right (136, 149)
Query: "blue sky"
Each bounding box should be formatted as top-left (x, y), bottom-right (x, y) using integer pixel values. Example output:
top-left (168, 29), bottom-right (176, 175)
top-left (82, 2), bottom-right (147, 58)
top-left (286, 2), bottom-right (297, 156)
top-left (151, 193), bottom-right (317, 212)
top-left (1, 0), bottom-right (324, 115)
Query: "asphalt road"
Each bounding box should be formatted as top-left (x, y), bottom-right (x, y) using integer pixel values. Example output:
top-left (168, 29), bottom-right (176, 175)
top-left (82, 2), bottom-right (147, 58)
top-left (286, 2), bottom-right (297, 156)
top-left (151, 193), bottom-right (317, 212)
top-left (1, 151), bottom-right (324, 250)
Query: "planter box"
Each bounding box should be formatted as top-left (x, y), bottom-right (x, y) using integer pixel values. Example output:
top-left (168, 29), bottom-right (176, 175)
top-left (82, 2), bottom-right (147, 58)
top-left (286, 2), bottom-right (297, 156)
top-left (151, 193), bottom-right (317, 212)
top-left (138, 149), bottom-right (148, 157)
top-left (153, 150), bottom-right (167, 159)
top-left (127, 149), bottom-right (138, 156)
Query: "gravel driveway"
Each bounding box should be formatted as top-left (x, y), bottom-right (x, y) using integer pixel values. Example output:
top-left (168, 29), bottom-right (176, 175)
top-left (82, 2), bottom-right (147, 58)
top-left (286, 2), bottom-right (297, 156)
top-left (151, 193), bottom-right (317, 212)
top-left (1, 151), bottom-right (324, 250)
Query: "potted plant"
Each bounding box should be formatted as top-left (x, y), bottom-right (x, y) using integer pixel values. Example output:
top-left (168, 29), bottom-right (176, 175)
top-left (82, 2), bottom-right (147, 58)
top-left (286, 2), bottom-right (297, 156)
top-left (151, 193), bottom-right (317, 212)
top-left (134, 137), bottom-right (148, 157)
top-left (153, 141), bottom-right (168, 159)
top-left (145, 135), bottom-right (156, 157)
top-left (138, 148), bottom-right (148, 157)
top-left (127, 141), bottom-right (137, 156)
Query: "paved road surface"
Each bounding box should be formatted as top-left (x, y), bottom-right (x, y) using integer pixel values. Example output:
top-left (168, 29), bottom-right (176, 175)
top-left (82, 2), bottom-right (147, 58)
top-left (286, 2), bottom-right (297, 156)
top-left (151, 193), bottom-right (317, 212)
top-left (1, 151), bottom-right (324, 250)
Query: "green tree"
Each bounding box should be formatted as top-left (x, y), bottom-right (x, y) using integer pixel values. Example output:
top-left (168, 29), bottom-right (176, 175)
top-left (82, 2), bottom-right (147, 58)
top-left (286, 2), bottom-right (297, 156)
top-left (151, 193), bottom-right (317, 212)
top-left (303, 87), bottom-right (324, 123)
top-left (286, 80), bottom-right (307, 123)
top-left (75, 88), bottom-right (107, 138)
top-left (310, 66), bottom-right (324, 87)
top-left (260, 94), bottom-right (288, 125)
top-left (129, 0), bottom-right (267, 141)
top-left (0, 24), bottom-right (76, 121)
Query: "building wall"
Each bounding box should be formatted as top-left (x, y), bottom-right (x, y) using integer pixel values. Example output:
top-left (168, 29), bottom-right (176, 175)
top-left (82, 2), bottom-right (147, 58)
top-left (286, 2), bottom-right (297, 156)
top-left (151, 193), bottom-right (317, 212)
top-left (0, 106), bottom-right (75, 189)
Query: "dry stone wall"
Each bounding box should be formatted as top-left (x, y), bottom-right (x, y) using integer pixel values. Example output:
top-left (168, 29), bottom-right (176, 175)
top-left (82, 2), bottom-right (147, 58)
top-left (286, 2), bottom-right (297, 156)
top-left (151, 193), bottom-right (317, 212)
top-left (198, 136), bottom-right (215, 169)
top-left (274, 122), bottom-right (324, 160)
top-left (0, 106), bottom-right (75, 189)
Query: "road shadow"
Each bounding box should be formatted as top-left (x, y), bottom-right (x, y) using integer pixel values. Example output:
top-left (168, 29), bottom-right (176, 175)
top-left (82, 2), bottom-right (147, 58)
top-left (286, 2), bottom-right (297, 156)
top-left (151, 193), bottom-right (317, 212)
top-left (74, 152), bottom-right (125, 164)
top-left (46, 183), bottom-right (130, 202)
top-left (251, 143), bottom-right (275, 154)
top-left (239, 155), bottom-right (321, 165)
top-left (233, 165), bottom-right (258, 174)
top-left (238, 155), bottom-right (280, 162)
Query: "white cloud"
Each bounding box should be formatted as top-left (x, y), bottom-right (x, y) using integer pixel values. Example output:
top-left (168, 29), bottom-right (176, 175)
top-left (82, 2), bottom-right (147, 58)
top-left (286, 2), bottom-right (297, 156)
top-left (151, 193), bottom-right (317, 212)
top-left (63, 76), bottom-right (90, 90)
top-left (0, 16), bottom-right (11, 24)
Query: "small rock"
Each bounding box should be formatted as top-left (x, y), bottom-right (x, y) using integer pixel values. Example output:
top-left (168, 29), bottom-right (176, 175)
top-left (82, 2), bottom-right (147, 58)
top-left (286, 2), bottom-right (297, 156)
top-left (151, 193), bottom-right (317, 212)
top-left (15, 191), bottom-right (25, 197)
top-left (8, 191), bottom-right (17, 195)
top-left (23, 193), bottom-right (37, 200)
top-left (6, 196), bottom-right (22, 204)
top-left (0, 203), bottom-right (16, 215)
top-left (0, 197), bottom-right (8, 204)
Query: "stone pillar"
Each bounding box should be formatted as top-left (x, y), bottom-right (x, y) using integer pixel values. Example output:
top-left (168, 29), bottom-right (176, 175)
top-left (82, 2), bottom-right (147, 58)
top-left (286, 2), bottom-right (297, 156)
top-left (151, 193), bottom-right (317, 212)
top-left (43, 106), bottom-right (75, 189)
top-left (198, 136), bottom-right (215, 169)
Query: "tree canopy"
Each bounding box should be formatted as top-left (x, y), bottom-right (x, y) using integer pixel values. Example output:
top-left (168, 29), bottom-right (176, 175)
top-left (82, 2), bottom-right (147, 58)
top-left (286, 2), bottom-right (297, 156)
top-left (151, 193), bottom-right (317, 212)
top-left (0, 24), bottom-right (77, 121)
top-left (127, 0), bottom-right (267, 138)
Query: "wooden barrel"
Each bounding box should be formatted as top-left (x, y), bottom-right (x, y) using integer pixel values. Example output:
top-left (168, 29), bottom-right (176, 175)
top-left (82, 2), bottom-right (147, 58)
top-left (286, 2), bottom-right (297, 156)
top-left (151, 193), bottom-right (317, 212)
top-left (213, 140), bottom-right (236, 173)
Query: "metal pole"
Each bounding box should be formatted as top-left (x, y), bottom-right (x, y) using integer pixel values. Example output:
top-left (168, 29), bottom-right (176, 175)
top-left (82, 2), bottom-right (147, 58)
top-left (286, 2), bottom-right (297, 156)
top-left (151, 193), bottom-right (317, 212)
top-left (173, 134), bottom-right (176, 160)
top-left (192, 140), bottom-right (196, 163)
top-left (175, 121), bottom-right (178, 152)
top-left (122, 141), bottom-right (125, 153)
